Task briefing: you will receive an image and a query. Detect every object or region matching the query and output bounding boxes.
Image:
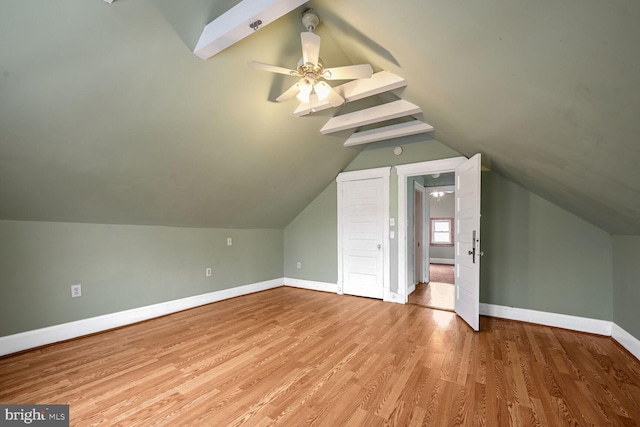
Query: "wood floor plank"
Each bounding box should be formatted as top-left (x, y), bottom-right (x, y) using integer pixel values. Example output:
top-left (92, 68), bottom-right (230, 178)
top-left (1, 287), bottom-right (640, 426)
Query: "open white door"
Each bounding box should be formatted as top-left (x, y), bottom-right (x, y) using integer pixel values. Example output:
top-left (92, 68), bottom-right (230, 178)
top-left (454, 154), bottom-right (481, 331)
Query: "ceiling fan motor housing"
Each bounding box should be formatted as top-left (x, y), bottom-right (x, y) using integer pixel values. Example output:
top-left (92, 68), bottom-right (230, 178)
top-left (297, 57), bottom-right (324, 76)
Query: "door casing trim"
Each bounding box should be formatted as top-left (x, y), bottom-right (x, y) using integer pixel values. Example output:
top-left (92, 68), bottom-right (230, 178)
top-left (396, 157), bottom-right (467, 303)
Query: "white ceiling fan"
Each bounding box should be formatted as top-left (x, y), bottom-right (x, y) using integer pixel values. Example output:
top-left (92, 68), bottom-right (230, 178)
top-left (247, 9), bottom-right (374, 107)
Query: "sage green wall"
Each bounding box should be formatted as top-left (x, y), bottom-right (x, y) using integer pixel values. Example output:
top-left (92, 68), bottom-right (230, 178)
top-left (284, 182), bottom-right (337, 283)
top-left (0, 220), bottom-right (283, 336)
top-left (612, 236), bottom-right (640, 339)
top-left (480, 172), bottom-right (613, 320)
top-left (430, 246), bottom-right (453, 260)
top-left (343, 139), bottom-right (460, 172)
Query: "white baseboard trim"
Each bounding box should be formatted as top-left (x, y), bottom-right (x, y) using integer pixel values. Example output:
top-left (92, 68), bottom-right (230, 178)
top-left (385, 292), bottom-right (405, 304)
top-left (612, 323), bottom-right (640, 361)
top-left (408, 283), bottom-right (416, 294)
top-left (430, 258), bottom-right (454, 265)
top-left (4, 285), bottom-right (638, 363)
top-left (479, 303), bottom-right (612, 336)
top-left (0, 278), bottom-right (283, 357)
top-left (284, 278), bottom-right (338, 293)
top-left (480, 304), bottom-right (640, 361)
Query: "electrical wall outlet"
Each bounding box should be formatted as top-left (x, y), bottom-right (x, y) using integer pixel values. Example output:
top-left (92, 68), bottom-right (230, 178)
top-left (71, 284), bottom-right (82, 298)
top-left (296, 261), bottom-right (302, 269)
top-left (206, 267), bottom-right (212, 277)
top-left (227, 237), bottom-right (232, 246)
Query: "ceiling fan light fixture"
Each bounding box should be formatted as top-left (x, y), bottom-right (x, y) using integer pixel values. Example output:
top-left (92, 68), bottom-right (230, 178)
top-left (314, 82), bottom-right (330, 101)
top-left (296, 91), bottom-right (310, 103)
top-left (296, 78), bottom-right (313, 103)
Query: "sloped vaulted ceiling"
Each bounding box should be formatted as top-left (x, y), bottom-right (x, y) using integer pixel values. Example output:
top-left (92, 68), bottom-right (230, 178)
top-left (1, 0), bottom-right (639, 234)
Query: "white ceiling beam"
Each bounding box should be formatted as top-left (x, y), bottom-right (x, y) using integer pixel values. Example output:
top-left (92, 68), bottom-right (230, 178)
top-left (194, 0), bottom-right (309, 60)
top-left (320, 100), bottom-right (422, 134)
top-left (294, 71), bottom-right (406, 116)
top-left (343, 121), bottom-right (434, 147)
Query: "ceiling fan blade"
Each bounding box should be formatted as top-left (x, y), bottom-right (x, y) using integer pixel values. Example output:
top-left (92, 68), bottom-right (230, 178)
top-left (316, 81), bottom-right (345, 107)
top-left (276, 81), bottom-right (301, 102)
top-left (323, 64), bottom-right (373, 80)
top-left (301, 31), bottom-right (321, 66)
top-left (247, 61), bottom-right (298, 76)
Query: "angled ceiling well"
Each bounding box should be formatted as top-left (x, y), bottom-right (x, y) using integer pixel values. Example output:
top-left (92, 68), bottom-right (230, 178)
top-left (1, 0), bottom-right (639, 235)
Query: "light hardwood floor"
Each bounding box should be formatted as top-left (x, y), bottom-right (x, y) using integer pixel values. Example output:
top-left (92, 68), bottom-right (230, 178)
top-left (408, 282), bottom-right (455, 311)
top-left (1, 287), bottom-right (639, 426)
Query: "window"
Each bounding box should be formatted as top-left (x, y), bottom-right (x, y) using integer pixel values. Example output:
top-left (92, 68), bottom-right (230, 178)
top-left (430, 218), bottom-right (453, 246)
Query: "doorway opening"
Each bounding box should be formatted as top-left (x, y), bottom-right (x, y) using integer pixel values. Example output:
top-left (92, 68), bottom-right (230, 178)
top-left (407, 172), bottom-right (455, 311)
top-left (397, 154), bottom-right (482, 331)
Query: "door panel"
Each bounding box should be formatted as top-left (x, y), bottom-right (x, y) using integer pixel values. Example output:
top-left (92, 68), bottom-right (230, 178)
top-left (454, 154), bottom-right (481, 331)
top-left (342, 178), bottom-right (384, 299)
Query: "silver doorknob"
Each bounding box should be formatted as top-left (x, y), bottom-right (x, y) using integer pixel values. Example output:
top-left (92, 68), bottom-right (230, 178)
top-left (377, 244), bottom-right (381, 249)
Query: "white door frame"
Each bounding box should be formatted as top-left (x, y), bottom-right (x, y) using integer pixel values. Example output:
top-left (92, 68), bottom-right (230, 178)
top-left (337, 167), bottom-right (391, 301)
top-left (413, 181), bottom-right (426, 286)
top-left (423, 187), bottom-right (431, 283)
top-left (396, 157), bottom-right (466, 303)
